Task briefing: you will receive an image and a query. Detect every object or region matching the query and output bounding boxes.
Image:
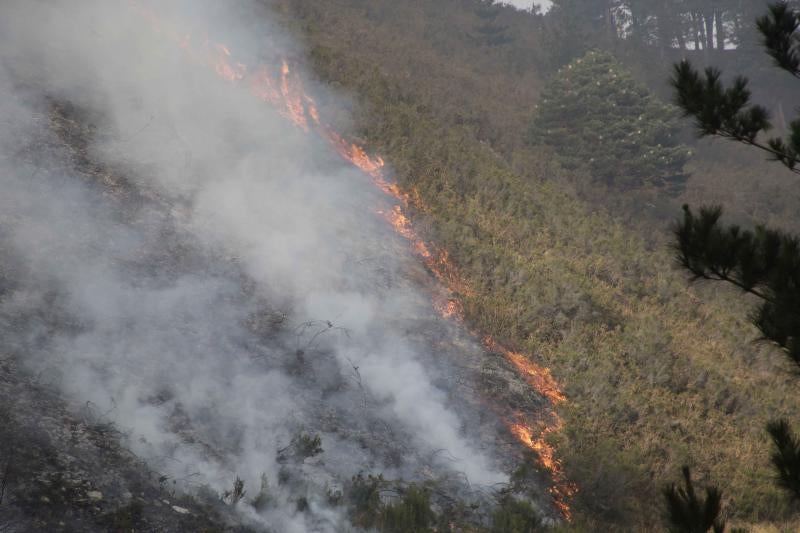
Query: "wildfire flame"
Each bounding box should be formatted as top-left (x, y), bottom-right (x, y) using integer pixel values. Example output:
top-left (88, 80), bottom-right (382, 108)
top-left (132, 1), bottom-right (575, 518)
top-left (509, 415), bottom-right (577, 519)
top-left (484, 336), bottom-right (566, 406)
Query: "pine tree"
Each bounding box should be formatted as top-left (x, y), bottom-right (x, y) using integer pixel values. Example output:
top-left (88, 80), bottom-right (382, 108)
top-left (767, 420), bottom-right (800, 498)
top-left (669, 0), bottom-right (800, 508)
top-left (472, 0), bottom-right (514, 47)
top-left (663, 467), bottom-right (726, 533)
top-left (547, 0), bottom-right (621, 52)
top-left (529, 50), bottom-right (690, 192)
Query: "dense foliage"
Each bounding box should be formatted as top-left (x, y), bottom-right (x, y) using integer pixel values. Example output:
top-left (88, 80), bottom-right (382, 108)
top-left (530, 50), bottom-right (689, 191)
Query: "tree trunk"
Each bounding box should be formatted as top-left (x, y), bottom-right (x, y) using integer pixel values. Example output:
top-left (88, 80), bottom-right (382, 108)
top-left (704, 12), bottom-right (714, 51)
top-left (655, 3), bottom-right (673, 55)
top-left (630, 8), bottom-right (642, 43)
top-left (602, 0), bottom-right (617, 43)
top-left (691, 12), bottom-right (703, 51)
top-left (670, 3), bottom-right (686, 51)
top-left (676, 27), bottom-right (687, 51)
top-left (715, 10), bottom-right (725, 50)
top-left (777, 101), bottom-right (788, 131)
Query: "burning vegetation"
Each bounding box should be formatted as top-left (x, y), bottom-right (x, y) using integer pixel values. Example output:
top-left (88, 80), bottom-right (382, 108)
top-left (129, 1), bottom-right (574, 518)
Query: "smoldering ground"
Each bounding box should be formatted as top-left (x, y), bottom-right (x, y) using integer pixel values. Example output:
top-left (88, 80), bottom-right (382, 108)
top-left (0, 0), bottom-right (520, 530)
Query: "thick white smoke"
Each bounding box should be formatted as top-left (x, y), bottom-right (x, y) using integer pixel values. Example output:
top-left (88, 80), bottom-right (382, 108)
top-left (0, 0), bottom-right (506, 530)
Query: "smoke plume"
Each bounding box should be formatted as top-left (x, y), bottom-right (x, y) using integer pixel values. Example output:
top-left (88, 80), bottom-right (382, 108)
top-left (0, 0), bottom-right (508, 529)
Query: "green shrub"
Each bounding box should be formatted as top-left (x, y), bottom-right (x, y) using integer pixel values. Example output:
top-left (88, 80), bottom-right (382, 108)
top-left (347, 474), bottom-right (383, 528)
top-left (490, 496), bottom-right (542, 533)
top-left (379, 485), bottom-right (435, 533)
top-left (346, 476), bottom-right (435, 532)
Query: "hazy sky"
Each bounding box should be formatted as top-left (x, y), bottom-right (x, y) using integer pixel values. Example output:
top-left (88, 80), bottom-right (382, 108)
top-left (504, 0), bottom-right (551, 11)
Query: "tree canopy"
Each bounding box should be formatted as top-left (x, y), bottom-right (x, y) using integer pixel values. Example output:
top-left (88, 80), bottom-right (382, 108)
top-left (530, 49), bottom-right (690, 191)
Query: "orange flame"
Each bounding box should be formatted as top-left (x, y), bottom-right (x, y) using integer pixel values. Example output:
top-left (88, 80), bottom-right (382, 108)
top-left (280, 60), bottom-right (308, 131)
top-left (510, 422), bottom-right (559, 472)
top-left (509, 417), bottom-right (577, 520)
top-left (484, 336), bottom-right (566, 405)
top-left (133, 2), bottom-right (574, 518)
top-left (438, 299), bottom-right (464, 320)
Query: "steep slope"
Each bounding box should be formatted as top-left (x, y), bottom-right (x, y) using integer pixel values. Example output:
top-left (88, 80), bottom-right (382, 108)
top-left (3, 0), bottom-right (800, 530)
top-left (268, 0), bottom-right (800, 529)
top-left (0, 1), bottom-right (569, 531)
top-left (0, 354), bottom-right (256, 532)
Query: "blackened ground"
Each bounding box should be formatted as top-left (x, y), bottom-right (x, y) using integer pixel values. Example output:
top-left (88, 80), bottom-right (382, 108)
top-left (0, 98), bottom-right (558, 531)
top-left (0, 355), bottom-right (258, 533)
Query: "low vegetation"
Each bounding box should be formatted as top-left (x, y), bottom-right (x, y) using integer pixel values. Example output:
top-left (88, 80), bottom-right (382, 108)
top-left (269, 0), bottom-right (800, 528)
top-left (345, 475), bottom-right (437, 532)
top-left (491, 496), bottom-right (542, 533)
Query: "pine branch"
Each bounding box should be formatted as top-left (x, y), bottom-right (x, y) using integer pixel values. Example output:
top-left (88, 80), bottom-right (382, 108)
top-left (687, 266), bottom-right (771, 303)
top-left (674, 205), bottom-right (800, 370)
top-left (718, 133), bottom-right (800, 175)
top-left (757, 2), bottom-right (800, 79)
top-left (663, 466), bottom-right (726, 533)
top-left (671, 61), bottom-right (800, 174)
top-left (767, 419), bottom-right (800, 499)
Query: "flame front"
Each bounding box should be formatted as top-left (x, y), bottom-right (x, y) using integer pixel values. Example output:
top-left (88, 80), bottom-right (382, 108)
top-left (132, 2), bottom-right (575, 518)
top-left (486, 337), bottom-right (566, 405)
top-left (509, 416), bottom-right (576, 520)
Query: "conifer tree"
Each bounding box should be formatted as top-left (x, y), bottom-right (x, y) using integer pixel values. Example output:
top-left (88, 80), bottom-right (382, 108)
top-left (669, 0), bottom-right (800, 509)
top-left (548, 0), bottom-right (621, 47)
top-left (473, 0), bottom-right (513, 46)
top-left (663, 467), bottom-right (726, 533)
top-left (530, 50), bottom-right (690, 192)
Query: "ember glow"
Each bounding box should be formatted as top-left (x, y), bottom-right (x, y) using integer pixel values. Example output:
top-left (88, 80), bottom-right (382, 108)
top-left (133, 1), bottom-right (575, 518)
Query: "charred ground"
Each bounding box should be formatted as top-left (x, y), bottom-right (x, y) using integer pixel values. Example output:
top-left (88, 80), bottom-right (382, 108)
top-left (0, 87), bottom-right (559, 530)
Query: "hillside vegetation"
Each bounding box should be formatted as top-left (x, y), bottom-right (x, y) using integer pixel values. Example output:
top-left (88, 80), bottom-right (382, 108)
top-left (268, 0), bottom-right (800, 529)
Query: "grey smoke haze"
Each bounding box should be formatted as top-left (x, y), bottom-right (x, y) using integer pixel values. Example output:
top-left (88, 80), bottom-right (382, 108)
top-left (0, 0), bottom-right (508, 530)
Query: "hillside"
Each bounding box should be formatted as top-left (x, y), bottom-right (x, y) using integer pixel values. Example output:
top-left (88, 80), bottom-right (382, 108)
top-left (0, 1), bottom-right (561, 531)
top-left (268, 0), bottom-right (800, 529)
top-left (2, 0), bottom-right (799, 531)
